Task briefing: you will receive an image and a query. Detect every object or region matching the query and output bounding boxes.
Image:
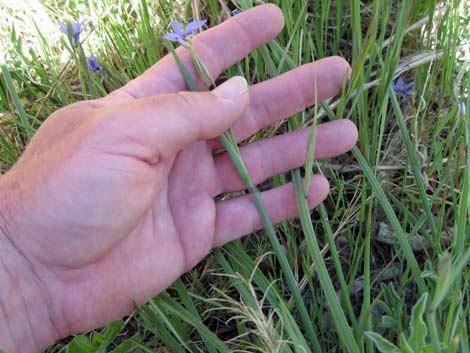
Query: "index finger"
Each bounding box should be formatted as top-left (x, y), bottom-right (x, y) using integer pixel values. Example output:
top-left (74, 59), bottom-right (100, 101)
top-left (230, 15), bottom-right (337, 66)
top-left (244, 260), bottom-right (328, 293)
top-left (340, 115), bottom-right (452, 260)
top-left (101, 4), bottom-right (284, 104)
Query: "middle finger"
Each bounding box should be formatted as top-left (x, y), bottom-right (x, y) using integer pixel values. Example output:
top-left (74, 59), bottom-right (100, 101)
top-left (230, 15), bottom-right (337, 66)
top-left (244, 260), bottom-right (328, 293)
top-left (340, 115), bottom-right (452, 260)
top-left (214, 119), bottom-right (358, 193)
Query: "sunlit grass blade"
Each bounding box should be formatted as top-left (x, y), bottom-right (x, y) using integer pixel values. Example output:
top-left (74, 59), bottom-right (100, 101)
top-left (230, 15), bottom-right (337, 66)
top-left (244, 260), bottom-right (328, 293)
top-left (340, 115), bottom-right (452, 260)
top-left (303, 76), bottom-right (318, 196)
top-left (173, 279), bottom-right (219, 353)
top-left (154, 294), bottom-right (233, 353)
top-left (213, 247), bottom-right (310, 353)
top-left (292, 169), bottom-right (360, 353)
top-left (390, 87), bottom-right (438, 240)
top-left (31, 19), bottom-right (68, 105)
top-left (0, 64), bottom-right (34, 139)
top-left (165, 41), bottom-right (198, 91)
top-left (0, 130), bottom-right (18, 165)
top-left (321, 101), bottom-right (426, 294)
top-left (316, 203), bottom-right (357, 332)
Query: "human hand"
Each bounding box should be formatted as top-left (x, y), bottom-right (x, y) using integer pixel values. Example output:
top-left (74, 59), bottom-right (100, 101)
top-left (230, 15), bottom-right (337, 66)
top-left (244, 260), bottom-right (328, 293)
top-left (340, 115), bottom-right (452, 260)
top-left (0, 4), bottom-right (357, 352)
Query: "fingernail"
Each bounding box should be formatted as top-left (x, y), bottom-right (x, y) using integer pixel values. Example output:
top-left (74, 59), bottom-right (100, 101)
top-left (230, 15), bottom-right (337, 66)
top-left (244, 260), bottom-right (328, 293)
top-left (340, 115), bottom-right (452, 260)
top-left (213, 76), bottom-right (248, 100)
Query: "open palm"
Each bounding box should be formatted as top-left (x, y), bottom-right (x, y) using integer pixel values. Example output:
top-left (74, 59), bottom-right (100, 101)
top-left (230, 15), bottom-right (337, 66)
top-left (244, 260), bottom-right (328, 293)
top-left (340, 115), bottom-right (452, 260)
top-left (0, 4), bottom-right (357, 344)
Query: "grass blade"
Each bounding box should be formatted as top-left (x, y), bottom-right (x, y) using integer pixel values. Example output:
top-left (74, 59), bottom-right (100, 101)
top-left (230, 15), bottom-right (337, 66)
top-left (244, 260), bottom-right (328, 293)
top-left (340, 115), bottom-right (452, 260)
top-left (293, 169), bottom-right (360, 353)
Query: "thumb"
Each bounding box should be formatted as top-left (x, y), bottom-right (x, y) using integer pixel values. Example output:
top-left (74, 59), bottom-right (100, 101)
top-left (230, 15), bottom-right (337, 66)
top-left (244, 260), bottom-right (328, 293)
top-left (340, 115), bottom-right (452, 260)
top-left (94, 76), bottom-right (249, 163)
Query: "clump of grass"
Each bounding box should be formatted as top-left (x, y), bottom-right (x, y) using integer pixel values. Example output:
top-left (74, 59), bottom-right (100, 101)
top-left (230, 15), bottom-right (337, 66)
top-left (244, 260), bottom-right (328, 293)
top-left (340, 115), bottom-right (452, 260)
top-left (1, 0), bottom-right (470, 352)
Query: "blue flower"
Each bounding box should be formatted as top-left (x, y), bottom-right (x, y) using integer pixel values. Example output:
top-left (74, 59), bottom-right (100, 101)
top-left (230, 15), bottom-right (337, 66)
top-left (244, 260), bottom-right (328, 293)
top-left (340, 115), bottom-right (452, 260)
top-left (87, 56), bottom-right (102, 73)
top-left (231, 9), bottom-right (241, 16)
top-left (59, 20), bottom-right (86, 47)
top-left (163, 19), bottom-right (206, 48)
top-left (392, 77), bottom-right (416, 101)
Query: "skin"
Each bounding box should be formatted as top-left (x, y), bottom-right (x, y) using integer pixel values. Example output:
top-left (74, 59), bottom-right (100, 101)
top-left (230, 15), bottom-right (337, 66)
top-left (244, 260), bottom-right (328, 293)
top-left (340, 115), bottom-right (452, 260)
top-left (0, 4), bottom-right (358, 353)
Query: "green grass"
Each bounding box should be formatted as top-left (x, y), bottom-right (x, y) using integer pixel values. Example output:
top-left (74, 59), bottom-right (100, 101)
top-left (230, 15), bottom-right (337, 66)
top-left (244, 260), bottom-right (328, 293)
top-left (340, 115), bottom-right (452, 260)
top-left (1, 0), bottom-right (470, 352)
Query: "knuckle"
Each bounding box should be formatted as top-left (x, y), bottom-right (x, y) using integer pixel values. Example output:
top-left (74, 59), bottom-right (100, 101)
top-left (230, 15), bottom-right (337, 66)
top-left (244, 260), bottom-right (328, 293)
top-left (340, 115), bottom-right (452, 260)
top-left (174, 91), bottom-right (200, 107)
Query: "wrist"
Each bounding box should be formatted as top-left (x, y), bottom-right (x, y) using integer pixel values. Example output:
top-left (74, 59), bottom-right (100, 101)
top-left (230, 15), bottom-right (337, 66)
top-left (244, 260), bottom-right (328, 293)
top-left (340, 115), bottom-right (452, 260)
top-left (0, 175), bottom-right (59, 353)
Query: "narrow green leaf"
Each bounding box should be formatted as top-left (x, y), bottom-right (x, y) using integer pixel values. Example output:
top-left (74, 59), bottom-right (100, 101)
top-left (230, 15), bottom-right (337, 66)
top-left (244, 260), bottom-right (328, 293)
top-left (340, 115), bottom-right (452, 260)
top-left (399, 333), bottom-right (414, 353)
top-left (303, 76), bottom-right (318, 196)
top-left (99, 319), bottom-right (125, 350)
top-left (165, 41), bottom-right (197, 91)
top-left (68, 335), bottom-right (98, 353)
top-left (321, 101), bottom-right (426, 294)
top-left (0, 64), bottom-right (34, 138)
top-left (108, 334), bottom-right (144, 353)
top-left (365, 332), bottom-right (400, 353)
top-left (409, 293), bottom-right (428, 351)
top-left (156, 294), bottom-right (232, 353)
top-left (432, 249), bottom-right (470, 309)
top-left (390, 87), bottom-right (438, 240)
top-left (293, 169), bottom-right (360, 353)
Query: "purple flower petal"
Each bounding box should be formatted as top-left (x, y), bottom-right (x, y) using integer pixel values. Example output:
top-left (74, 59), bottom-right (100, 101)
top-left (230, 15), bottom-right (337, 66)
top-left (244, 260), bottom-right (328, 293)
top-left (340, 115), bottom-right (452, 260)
top-left (392, 77), bottom-right (404, 94)
top-left (185, 19), bottom-right (206, 33)
top-left (59, 21), bottom-right (67, 34)
top-left (71, 21), bottom-right (82, 35)
top-left (59, 20), bottom-right (83, 47)
top-left (87, 56), bottom-right (102, 73)
top-left (171, 21), bottom-right (185, 36)
top-left (403, 82), bottom-right (414, 92)
top-left (163, 32), bottom-right (182, 41)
